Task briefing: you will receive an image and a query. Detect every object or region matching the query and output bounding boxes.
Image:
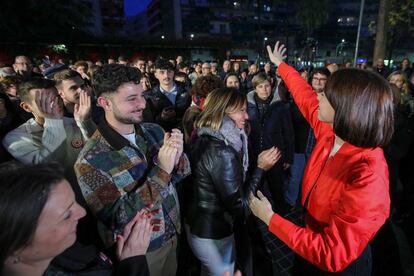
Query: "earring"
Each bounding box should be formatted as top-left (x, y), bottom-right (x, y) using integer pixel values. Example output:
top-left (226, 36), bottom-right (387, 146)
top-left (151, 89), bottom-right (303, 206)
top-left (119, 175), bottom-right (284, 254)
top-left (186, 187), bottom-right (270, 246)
top-left (13, 256), bottom-right (21, 264)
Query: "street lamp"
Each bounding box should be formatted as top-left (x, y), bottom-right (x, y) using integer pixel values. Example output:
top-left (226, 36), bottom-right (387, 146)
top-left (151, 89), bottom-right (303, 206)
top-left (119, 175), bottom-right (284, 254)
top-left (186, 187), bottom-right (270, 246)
top-left (161, 35), bottom-right (165, 39)
top-left (342, 38), bottom-right (345, 43)
top-left (264, 37), bottom-right (268, 41)
top-left (190, 33), bottom-right (194, 39)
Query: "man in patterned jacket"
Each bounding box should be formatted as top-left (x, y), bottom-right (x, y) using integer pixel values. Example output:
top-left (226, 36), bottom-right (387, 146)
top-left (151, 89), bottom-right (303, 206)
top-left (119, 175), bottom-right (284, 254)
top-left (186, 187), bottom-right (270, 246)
top-left (74, 64), bottom-right (190, 276)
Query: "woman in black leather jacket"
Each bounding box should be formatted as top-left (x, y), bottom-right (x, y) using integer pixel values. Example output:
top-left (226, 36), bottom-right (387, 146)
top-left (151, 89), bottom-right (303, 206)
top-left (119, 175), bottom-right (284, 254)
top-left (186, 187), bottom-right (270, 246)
top-left (185, 88), bottom-right (281, 276)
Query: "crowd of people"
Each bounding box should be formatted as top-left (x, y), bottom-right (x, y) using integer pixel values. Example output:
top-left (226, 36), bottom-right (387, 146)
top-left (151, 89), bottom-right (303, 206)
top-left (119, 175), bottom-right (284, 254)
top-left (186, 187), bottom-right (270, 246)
top-left (0, 42), bottom-right (413, 276)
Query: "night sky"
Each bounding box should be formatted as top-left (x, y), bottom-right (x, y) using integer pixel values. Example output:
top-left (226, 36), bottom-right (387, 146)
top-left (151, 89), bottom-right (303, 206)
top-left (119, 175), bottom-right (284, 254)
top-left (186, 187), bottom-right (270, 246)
top-left (124, 0), bottom-right (151, 16)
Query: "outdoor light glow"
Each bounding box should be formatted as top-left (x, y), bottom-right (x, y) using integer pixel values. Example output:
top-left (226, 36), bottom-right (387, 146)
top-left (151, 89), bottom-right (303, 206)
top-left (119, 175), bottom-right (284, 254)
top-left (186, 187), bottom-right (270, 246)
top-left (161, 35), bottom-right (165, 39)
top-left (264, 37), bottom-right (268, 41)
top-left (190, 34), bottom-right (194, 38)
top-left (342, 39), bottom-right (345, 43)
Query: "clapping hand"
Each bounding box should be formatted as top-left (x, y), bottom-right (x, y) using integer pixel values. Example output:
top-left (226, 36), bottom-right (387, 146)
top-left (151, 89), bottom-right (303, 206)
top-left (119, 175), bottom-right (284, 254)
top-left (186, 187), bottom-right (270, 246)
top-left (157, 133), bottom-right (179, 174)
top-left (116, 209), bottom-right (153, 261)
top-left (166, 129), bottom-right (184, 166)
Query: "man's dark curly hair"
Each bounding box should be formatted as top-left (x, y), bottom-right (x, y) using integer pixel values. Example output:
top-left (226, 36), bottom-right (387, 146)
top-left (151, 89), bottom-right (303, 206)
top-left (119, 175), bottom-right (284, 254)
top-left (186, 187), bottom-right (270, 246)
top-left (92, 64), bottom-right (142, 97)
top-left (191, 75), bottom-right (223, 98)
top-left (154, 59), bottom-right (175, 71)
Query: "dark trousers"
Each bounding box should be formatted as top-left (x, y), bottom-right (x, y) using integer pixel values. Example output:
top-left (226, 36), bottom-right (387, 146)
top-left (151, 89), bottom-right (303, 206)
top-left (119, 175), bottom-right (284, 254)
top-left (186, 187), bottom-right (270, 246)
top-left (293, 244), bottom-right (372, 276)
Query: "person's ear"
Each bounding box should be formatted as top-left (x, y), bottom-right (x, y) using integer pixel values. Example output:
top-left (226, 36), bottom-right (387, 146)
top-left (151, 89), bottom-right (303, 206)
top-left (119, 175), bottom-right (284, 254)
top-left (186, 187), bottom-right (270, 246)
top-left (20, 101), bottom-right (32, 113)
top-left (97, 96), bottom-right (111, 110)
top-left (56, 87), bottom-right (65, 100)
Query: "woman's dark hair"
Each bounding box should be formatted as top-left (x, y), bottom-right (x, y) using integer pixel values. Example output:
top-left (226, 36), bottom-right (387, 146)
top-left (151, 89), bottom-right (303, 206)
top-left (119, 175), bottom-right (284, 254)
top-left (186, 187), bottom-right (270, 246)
top-left (191, 75), bottom-right (223, 97)
top-left (325, 69), bottom-right (394, 147)
top-left (0, 163), bottom-right (65, 272)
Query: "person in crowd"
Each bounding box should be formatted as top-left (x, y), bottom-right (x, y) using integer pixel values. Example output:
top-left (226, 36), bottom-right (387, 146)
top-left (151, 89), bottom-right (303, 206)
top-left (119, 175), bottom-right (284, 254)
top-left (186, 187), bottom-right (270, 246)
top-left (144, 59), bottom-right (191, 132)
top-left (232, 62), bottom-right (241, 77)
top-left (201, 62), bottom-right (211, 76)
top-left (0, 63), bottom-right (16, 77)
top-left (177, 62), bottom-right (190, 75)
top-left (2, 76), bottom-right (97, 243)
top-left (174, 71), bottom-right (191, 87)
top-left (211, 62), bottom-right (219, 76)
top-left (240, 69), bottom-right (249, 92)
top-left (247, 73), bottom-right (294, 213)
top-left (224, 73), bottom-right (241, 91)
top-left (74, 64), bottom-right (190, 276)
top-left (344, 61), bottom-right (352, 68)
top-left (0, 163), bottom-right (152, 276)
top-left (189, 63), bottom-right (202, 85)
top-left (13, 55), bottom-right (42, 80)
top-left (74, 60), bottom-right (91, 84)
top-left (3, 78), bottom-right (94, 168)
top-left (182, 75), bottom-right (223, 144)
top-left (118, 55), bottom-right (128, 65)
top-left (169, 59), bottom-right (176, 68)
top-left (304, 68), bottom-right (331, 157)
top-left (250, 41), bottom-right (394, 275)
top-left (375, 58), bottom-right (390, 78)
top-left (387, 71), bottom-right (413, 116)
top-left (0, 75), bottom-right (32, 122)
top-left (133, 58), bottom-right (146, 74)
top-left (176, 56), bottom-right (183, 68)
top-left (400, 58), bottom-right (412, 80)
top-left (185, 87), bottom-right (281, 276)
top-left (263, 62), bottom-right (276, 87)
top-left (326, 63), bottom-right (338, 74)
top-left (220, 60), bottom-right (232, 80)
top-left (140, 73), bottom-right (153, 92)
top-left (246, 63), bottom-right (259, 91)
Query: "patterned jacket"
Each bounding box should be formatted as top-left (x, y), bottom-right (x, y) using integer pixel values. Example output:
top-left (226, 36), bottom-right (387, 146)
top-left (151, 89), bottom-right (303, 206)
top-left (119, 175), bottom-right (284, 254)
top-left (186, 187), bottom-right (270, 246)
top-left (74, 118), bottom-right (190, 251)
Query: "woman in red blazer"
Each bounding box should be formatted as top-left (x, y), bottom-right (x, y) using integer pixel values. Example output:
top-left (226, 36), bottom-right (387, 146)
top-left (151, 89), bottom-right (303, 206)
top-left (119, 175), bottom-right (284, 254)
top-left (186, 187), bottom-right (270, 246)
top-left (249, 42), bottom-right (394, 275)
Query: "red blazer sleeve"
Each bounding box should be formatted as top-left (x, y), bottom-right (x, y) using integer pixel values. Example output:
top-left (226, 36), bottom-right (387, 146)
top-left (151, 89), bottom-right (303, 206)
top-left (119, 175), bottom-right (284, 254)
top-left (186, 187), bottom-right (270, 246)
top-left (277, 63), bottom-right (332, 140)
top-left (267, 159), bottom-right (390, 272)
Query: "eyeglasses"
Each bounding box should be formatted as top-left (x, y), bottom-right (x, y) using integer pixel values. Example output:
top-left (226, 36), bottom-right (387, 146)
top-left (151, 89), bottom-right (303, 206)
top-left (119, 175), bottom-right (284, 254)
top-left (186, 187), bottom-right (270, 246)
top-left (312, 77), bottom-right (327, 82)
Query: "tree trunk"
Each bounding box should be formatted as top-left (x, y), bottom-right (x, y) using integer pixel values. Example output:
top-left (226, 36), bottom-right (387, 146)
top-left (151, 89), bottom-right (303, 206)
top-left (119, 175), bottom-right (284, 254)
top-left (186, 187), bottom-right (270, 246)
top-left (373, 0), bottom-right (389, 66)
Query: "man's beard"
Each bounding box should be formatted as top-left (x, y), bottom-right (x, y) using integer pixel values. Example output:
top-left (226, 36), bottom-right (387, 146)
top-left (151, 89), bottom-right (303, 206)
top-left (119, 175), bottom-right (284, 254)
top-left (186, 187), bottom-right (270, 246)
top-left (113, 110), bottom-right (143, 125)
top-left (113, 103), bottom-right (143, 125)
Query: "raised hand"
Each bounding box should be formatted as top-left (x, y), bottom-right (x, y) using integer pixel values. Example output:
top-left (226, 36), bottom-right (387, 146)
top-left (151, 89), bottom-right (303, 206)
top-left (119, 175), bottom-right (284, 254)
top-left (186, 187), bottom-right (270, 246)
top-left (116, 209), bottom-right (153, 261)
top-left (169, 129), bottom-right (184, 166)
top-left (249, 191), bottom-right (274, 225)
top-left (257, 147), bottom-right (281, 171)
top-left (74, 91), bottom-right (91, 122)
top-left (34, 89), bottom-right (63, 119)
top-left (157, 133), bottom-right (178, 174)
top-left (266, 41), bottom-right (287, 67)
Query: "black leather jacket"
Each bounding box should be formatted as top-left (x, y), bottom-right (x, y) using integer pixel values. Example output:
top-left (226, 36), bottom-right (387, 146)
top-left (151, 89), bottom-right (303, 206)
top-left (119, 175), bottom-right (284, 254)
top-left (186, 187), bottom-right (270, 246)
top-left (143, 82), bottom-right (191, 132)
top-left (186, 134), bottom-right (263, 239)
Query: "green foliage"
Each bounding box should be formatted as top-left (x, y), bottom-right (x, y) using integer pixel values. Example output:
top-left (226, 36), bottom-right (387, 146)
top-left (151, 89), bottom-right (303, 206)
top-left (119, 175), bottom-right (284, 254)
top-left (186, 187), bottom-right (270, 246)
top-left (388, 0), bottom-right (414, 27)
